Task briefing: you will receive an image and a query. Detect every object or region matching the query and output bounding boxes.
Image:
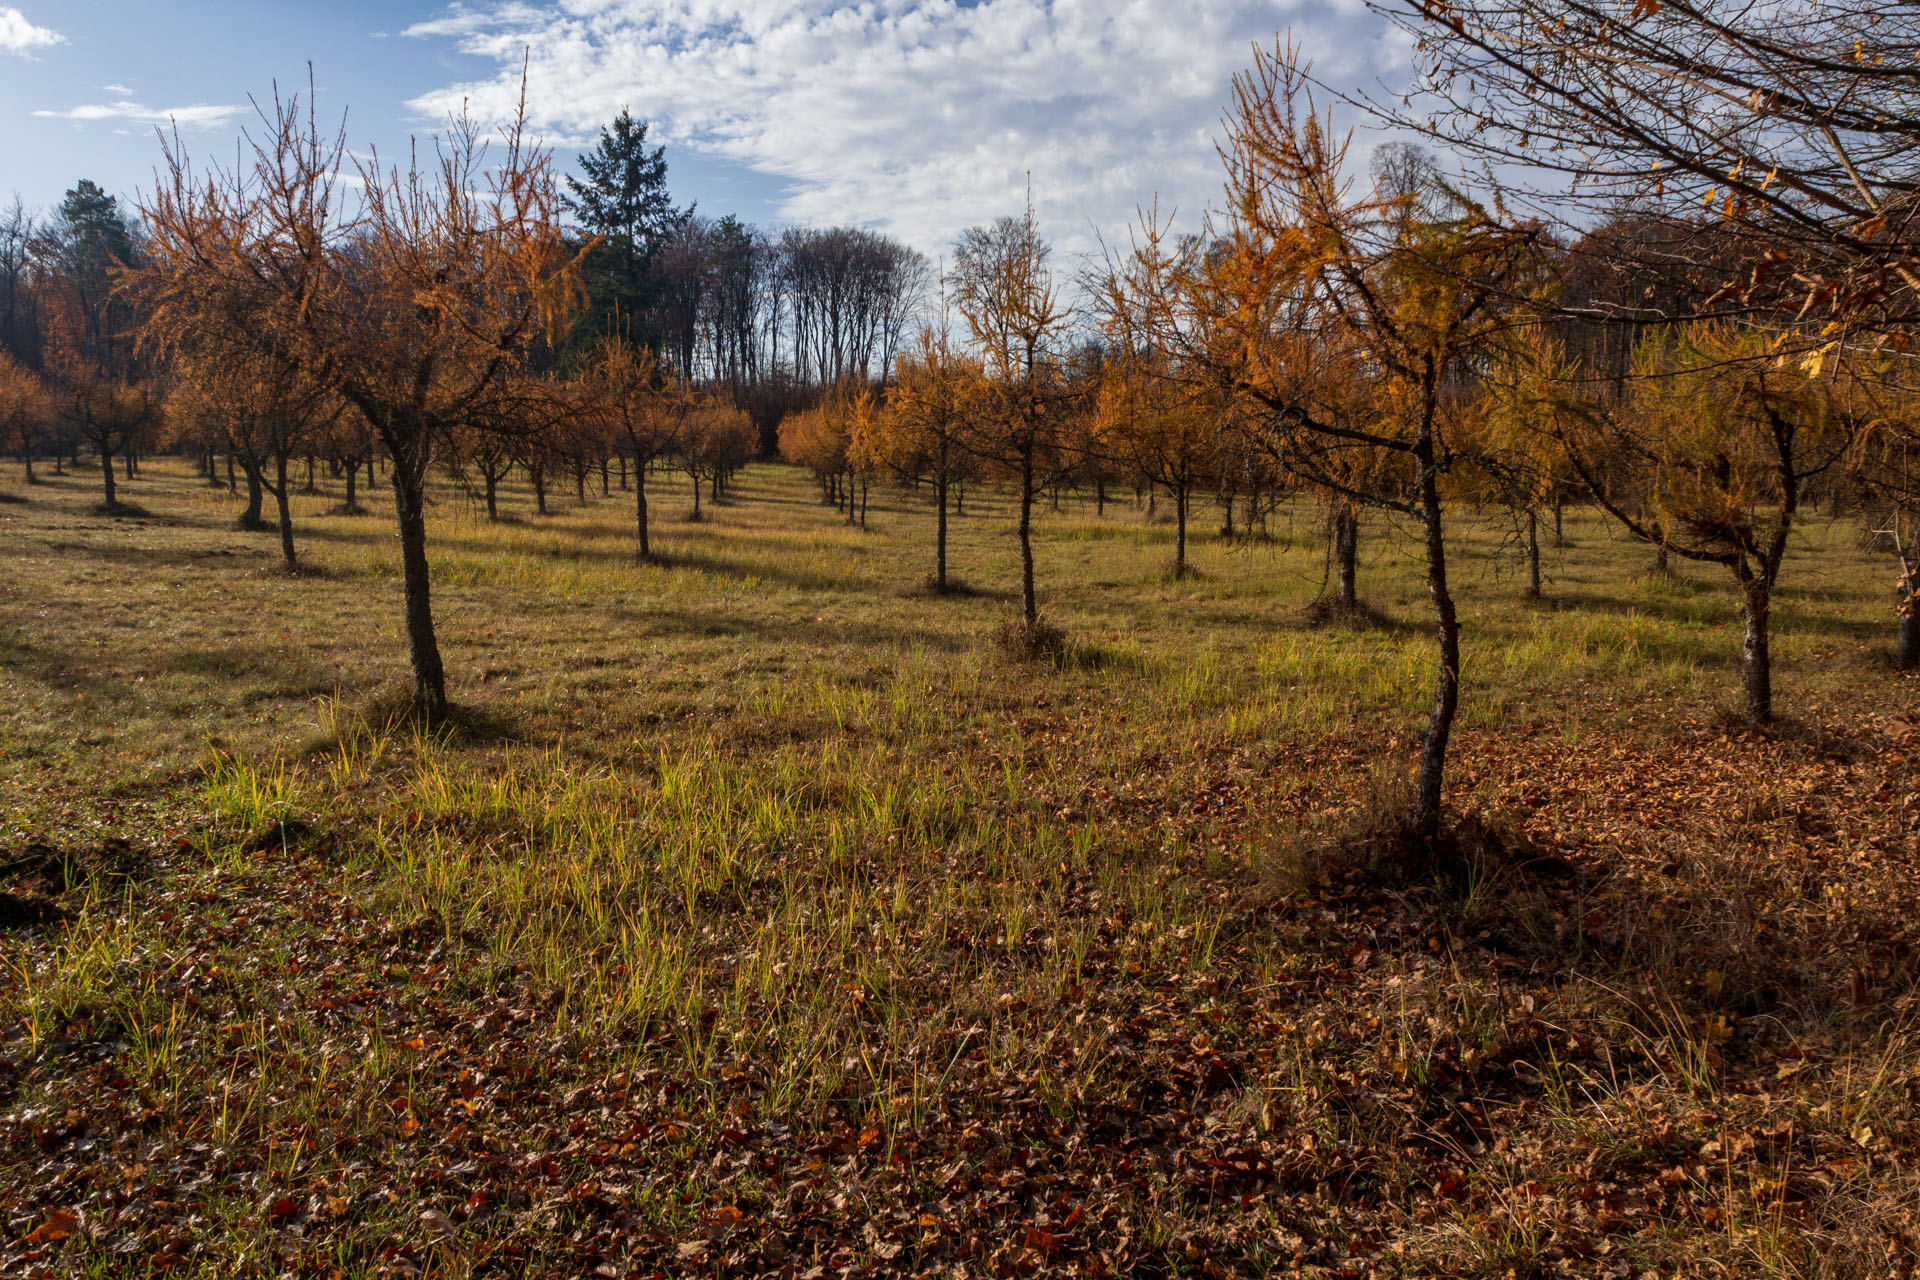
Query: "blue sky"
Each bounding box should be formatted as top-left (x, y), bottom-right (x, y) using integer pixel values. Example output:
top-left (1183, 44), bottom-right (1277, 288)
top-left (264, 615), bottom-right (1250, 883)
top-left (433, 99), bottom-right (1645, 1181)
top-left (1, 2), bottom-right (1407, 258)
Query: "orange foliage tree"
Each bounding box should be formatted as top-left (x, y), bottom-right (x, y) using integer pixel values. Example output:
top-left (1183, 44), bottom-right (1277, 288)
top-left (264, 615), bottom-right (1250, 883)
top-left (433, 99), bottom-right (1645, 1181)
top-left (140, 85), bottom-right (583, 714)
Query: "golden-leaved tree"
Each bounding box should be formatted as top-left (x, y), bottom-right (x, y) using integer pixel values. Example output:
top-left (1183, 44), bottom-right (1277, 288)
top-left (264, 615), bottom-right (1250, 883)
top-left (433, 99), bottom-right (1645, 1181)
top-left (852, 321), bottom-right (983, 591)
top-left (141, 84), bottom-right (583, 715)
top-left (1114, 43), bottom-right (1542, 842)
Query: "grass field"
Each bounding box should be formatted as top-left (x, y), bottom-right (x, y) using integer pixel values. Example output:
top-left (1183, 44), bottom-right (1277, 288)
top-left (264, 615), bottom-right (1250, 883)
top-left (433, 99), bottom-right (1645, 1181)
top-left (2, 457), bottom-right (1917, 1278)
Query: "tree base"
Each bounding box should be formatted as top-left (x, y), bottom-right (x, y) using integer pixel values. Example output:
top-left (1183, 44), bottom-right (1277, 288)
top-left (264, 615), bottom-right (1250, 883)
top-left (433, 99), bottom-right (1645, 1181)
top-left (993, 615), bottom-right (1067, 662)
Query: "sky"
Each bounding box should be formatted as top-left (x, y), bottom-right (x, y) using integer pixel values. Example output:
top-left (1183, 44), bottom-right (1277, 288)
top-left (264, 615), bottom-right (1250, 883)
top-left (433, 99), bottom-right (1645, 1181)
top-left (1, 1), bottom-right (1412, 260)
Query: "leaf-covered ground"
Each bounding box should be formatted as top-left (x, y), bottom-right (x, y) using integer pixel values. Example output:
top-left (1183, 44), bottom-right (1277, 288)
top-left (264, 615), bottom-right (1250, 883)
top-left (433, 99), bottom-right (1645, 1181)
top-left (2, 462), bottom-right (1917, 1277)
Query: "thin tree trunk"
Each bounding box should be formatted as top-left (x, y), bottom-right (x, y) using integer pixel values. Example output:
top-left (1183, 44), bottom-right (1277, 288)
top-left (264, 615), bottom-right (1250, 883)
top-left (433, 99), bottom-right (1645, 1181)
top-left (1552, 491), bottom-right (1567, 547)
top-left (1337, 508), bottom-right (1359, 609)
top-left (226, 452), bottom-right (236, 492)
top-left (344, 459), bottom-right (359, 512)
top-left (859, 478), bottom-right (869, 529)
top-left (99, 439), bottom-right (117, 510)
top-left (392, 449), bottom-right (447, 717)
top-left (1900, 529), bottom-right (1920, 670)
top-left (532, 463), bottom-right (547, 515)
top-left (483, 469), bottom-right (498, 522)
top-left (239, 459), bottom-right (267, 530)
top-left (123, 449), bottom-right (134, 480)
top-left (1526, 508), bottom-right (1542, 599)
top-left (303, 454), bottom-right (317, 495)
top-left (600, 456), bottom-right (609, 497)
top-left (1741, 578), bottom-right (1773, 725)
top-left (1414, 442), bottom-right (1459, 843)
top-left (635, 462), bottom-right (651, 560)
top-left (20, 444), bottom-right (33, 485)
top-left (689, 468), bottom-right (702, 520)
top-left (935, 470), bottom-right (949, 590)
top-left (273, 453), bottom-right (298, 570)
top-left (1019, 449), bottom-right (1038, 625)
top-left (1174, 486), bottom-right (1188, 574)
top-left (1095, 477), bottom-right (1106, 518)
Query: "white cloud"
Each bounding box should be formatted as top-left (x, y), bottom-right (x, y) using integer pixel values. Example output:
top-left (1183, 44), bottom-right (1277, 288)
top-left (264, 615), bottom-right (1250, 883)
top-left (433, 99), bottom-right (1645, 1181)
top-left (402, 0), bottom-right (1406, 257)
top-left (101, 83), bottom-right (134, 94)
top-left (33, 99), bottom-right (245, 128)
top-left (0, 5), bottom-right (62, 54)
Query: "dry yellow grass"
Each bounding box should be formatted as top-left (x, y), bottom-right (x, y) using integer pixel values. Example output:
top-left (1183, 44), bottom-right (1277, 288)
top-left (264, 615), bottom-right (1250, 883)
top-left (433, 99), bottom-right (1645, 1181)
top-left (1, 458), bottom-right (1916, 1277)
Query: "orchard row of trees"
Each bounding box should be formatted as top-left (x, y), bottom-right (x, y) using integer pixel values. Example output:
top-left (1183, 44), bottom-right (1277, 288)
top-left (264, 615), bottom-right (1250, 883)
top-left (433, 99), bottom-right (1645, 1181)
top-left (4, 1), bottom-right (1918, 851)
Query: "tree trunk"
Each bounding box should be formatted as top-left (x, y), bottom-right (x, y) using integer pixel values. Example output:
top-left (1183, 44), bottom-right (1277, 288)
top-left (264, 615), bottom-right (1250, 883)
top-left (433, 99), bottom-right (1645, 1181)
top-left (1336, 508), bottom-right (1359, 609)
top-left (1174, 486), bottom-right (1188, 574)
top-left (345, 459), bottom-right (359, 512)
top-left (600, 456), bottom-right (610, 497)
top-left (239, 459), bottom-right (267, 530)
top-left (99, 439), bottom-right (117, 510)
top-left (859, 478), bottom-right (869, 530)
top-left (1900, 530), bottom-right (1920, 670)
top-left (303, 454), bottom-right (317, 495)
top-left (1414, 450), bottom-right (1459, 843)
top-left (635, 462), bottom-right (651, 560)
top-left (226, 451), bottom-right (236, 493)
top-left (618, 455), bottom-right (628, 491)
top-left (575, 467), bottom-right (587, 503)
top-left (1526, 508), bottom-right (1542, 599)
top-left (123, 449), bottom-right (134, 480)
top-left (1552, 491), bottom-right (1567, 547)
top-left (531, 463), bottom-right (547, 515)
top-left (1018, 449), bottom-right (1038, 625)
top-left (273, 453), bottom-right (298, 570)
top-left (1095, 477), bottom-right (1106, 518)
top-left (934, 470), bottom-right (949, 590)
top-left (1741, 578), bottom-right (1773, 725)
top-left (20, 444), bottom-right (33, 485)
top-left (689, 467), bottom-right (702, 521)
top-left (483, 469), bottom-right (498, 522)
top-left (1654, 538), bottom-right (1670, 575)
top-left (391, 449), bottom-right (448, 717)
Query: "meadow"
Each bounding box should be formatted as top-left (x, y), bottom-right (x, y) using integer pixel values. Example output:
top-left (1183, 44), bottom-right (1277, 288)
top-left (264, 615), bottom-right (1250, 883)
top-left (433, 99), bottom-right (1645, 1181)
top-left (1, 459), bottom-right (1916, 1278)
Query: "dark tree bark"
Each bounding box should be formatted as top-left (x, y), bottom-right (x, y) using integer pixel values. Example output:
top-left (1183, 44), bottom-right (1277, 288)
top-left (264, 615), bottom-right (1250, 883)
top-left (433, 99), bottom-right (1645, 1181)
top-left (1173, 484), bottom-right (1189, 574)
top-left (238, 458), bottom-right (268, 530)
top-left (390, 438), bottom-right (447, 716)
top-left (1414, 435), bottom-right (1459, 842)
top-left (1740, 578), bottom-right (1774, 725)
top-left (1335, 507), bottom-right (1359, 609)
top-left (531, 461), bottom-right (548, 515)
top-left (934, 469), bottom-right (949, 590)
top-left (1018, 448), bottom-right (1038, 625)
top-left (272, 452), bottom-right (298, 570)
top-left (1525, 508), bottom-right (1542, 599)
top-left (99, 441), bottom-right (117, 510)
top-left (634, 462), bottom-right (652, 560)
top-left (344, 457), bottom-right (359, 513)
top-left (1900, 530), bottom-right (1920, 670)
